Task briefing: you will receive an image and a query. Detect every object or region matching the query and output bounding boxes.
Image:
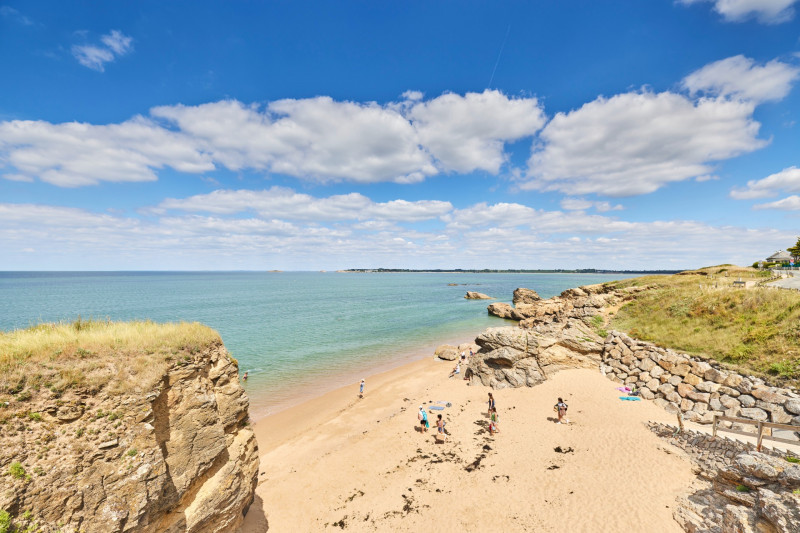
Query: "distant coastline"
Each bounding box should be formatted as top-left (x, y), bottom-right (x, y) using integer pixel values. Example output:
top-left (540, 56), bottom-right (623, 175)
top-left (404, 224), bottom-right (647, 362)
top-left (340, 268), bottom-right (682, 274)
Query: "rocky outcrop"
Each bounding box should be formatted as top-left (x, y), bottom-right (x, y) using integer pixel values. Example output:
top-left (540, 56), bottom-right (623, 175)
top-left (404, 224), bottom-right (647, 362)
top-left (0, 341), bottom-right (259, 533)
top-left (487, 283), bottom-right (647, 325)
top-left (512, 288), bottom-right (541, 305)
top-left (470, 283), bottom-right (646, 388)
top-left (650, 423), bottom-right (800, 533)
top-left (465, 319), bottom-right (604, 389)
top-left (465, 291), bottom-right (492, 300)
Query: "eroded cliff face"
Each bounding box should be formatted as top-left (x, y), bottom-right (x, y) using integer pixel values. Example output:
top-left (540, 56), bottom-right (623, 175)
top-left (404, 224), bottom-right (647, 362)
top-left (0, 342), bottom-right (259, 533)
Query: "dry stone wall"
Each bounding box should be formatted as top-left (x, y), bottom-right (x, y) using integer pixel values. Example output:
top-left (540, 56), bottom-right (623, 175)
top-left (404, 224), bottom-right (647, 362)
top-left (602, 331), bottom-right (800, 427)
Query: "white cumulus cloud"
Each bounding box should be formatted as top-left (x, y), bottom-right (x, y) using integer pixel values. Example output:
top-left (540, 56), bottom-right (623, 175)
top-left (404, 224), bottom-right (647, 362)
top-left (754, 195), bottom-right (800, 210)
top-left (730, 166), bottom-right (800, 200)
top-left (407, 90), bottom-right (546, 174)
top-left (525, 90), bottom-right (764, 196)
top-left (682, 55), bottom-right (800, 103)
top-left (679, 0), bottom-right (798, 23)
top-left (0, 91), bottom-right (543, 187)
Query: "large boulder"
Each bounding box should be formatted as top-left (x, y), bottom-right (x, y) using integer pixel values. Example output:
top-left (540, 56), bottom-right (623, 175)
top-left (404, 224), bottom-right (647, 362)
top-left (434, 344), bottom-right (459, 361)
top-left (512, 288), bottom-right (541, 305)
top-left (465, 291), bottom-right (492, 300)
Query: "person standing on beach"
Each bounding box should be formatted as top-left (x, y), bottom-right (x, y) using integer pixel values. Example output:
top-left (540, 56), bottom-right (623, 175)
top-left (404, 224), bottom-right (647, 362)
top-left (359, 379), bottom-right (365, 398)
top-left (487, 392), bottom-right (495, 416)
top-left (418, 406), bottom-right (428, 432)
top-left (554, 397), bottom-right (569, 424)
top-left (436, 414), bottom-right (447, 442)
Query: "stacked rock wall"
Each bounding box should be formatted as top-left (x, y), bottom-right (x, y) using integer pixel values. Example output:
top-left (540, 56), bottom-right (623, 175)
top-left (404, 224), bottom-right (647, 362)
top-left (602, 331), bottom-right (800, 427)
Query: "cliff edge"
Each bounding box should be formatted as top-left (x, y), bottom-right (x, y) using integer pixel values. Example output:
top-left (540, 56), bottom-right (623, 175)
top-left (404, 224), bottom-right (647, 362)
top-left (0, 320), bottom-right (260, 533)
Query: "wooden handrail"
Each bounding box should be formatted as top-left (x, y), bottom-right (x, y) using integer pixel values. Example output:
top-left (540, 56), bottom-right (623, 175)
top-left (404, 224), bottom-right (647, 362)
top-left (713, 414), bottom-right (800, 451)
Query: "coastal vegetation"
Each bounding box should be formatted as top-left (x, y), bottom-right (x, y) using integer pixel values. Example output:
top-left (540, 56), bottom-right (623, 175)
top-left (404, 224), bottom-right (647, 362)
top-left (0, 319), bottom-right (220, 398)
top-left (605, 266), bottom-right (800, 382)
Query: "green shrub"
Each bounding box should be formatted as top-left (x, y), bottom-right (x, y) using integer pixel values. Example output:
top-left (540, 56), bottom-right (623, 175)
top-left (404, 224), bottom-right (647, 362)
top-left (127, 448), bottom-right (138, 457)
top-left (786, 455), bottom-right (800, 464)
top-left (735, 484), bottom-right (751, 492)
top-left (9, 461), bottom-right (27, 480)
top-left (0, 509), bottom-right (11, 533)
top-left (27, 412), bottom-right (42, 422)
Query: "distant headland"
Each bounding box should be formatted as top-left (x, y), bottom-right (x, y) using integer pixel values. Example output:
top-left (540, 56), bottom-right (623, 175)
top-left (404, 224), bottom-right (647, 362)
top-left (340, 268), bottom-right (682, 274)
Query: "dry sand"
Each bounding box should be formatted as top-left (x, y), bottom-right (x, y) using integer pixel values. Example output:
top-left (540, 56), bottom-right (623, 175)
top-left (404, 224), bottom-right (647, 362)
top-left (241, 356), bottom-right (698, 532)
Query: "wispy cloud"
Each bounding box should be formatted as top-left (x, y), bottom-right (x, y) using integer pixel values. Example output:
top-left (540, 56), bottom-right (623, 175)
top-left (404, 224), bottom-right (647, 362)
top-left (72, 30), bottom-right (133, 72)
top-left (1, 195), bottom-right (793, 270)
top-left (0, 6), bottom-right (33, 26)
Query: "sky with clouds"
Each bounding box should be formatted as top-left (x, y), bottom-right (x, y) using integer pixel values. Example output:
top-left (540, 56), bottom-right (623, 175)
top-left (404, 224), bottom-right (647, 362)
top-left (1, 0), bottom-right (799, 270)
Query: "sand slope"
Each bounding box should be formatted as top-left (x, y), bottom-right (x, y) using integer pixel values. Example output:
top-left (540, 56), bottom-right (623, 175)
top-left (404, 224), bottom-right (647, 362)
top-left (243, 359), bottom-right (696, 532)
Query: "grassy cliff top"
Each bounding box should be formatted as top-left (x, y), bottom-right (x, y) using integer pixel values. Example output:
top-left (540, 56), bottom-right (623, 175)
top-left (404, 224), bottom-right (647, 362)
top-left (602, 266), bottom-right (800, 382)
top-left (1, 319), bottom-right (221, 398)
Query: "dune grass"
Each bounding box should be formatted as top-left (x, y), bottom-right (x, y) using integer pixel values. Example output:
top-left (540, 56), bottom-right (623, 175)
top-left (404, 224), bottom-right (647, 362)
top-left (0, 318), bottom-right (221, 398)
top-left (605, 267), bottom-right (800, 382)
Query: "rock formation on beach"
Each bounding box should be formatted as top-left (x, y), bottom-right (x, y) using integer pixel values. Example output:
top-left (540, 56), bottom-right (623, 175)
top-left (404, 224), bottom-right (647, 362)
top-left (512, 287), bottom-right (541, 305)
top-left (470, 284), bottom-right (644, 388)
top-left (464, 291), bottom-right (492, 299)
top-left (434, 342), bottom-right (480, 361)
top-left (0, 325), bottom-right (259, 533)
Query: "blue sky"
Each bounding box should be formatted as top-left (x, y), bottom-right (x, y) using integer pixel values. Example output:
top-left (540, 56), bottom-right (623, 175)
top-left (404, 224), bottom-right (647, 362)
top-left (1, 0), bottom-right (799, 270)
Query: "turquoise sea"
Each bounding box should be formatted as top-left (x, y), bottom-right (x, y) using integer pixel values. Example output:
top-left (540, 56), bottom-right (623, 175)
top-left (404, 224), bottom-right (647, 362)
top-left (1, 271), bottom-right (636, 417)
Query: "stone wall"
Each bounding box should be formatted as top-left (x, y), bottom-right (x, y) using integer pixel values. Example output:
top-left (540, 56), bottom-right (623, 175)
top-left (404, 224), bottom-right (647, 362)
top-left (602, 330), bottom-right (800, 427)
top-left (648, 422), bottom-right (800, 533)
top-left (648, 422), bottom-right (785, 472)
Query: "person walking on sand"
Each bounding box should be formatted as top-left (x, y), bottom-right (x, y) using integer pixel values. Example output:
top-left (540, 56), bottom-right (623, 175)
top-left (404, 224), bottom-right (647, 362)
top-left (554, 397), bottom-right (569, 424)
top-left (359, 379), bottom-right (365, 398)
top-left (418, 406), bottom-right (429, 433)
top-left (436, 414), bottom-right (447, 442)
top-left (489, 407), bottom-right (500, 435)
top-left (487, 392), bottom-right (495, 416)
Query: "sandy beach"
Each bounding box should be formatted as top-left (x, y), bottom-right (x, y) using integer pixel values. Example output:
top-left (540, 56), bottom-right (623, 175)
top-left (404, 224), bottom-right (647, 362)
top-left (241, 351), bottom-right (698, 532)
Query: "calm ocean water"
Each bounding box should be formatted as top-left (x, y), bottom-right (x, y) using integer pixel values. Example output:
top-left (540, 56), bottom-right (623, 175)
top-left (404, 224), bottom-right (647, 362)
top-left (1, 271), bottom-right (636, 416)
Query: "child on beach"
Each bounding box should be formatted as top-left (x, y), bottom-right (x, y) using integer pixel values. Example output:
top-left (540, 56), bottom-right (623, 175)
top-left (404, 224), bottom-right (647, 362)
top-left (359, 379), bottom-right (365, 398)
top-left (418, 406), bottom-right (429, 432)
top-left (489, 407), bottom-right (500, 435)
top-left (436, 414), bottom-right (447, 442)
top-left (487, 392), bottom-right (495, 416)
top-left (554, 397), bottom-right (569, 424)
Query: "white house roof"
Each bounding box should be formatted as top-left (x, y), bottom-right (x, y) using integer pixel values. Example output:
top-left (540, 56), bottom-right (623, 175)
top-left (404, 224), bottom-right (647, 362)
top-left (767, 250), bottom-right (792, 261)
